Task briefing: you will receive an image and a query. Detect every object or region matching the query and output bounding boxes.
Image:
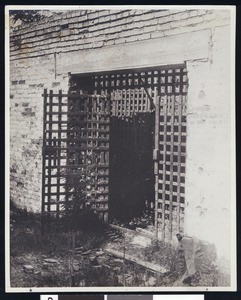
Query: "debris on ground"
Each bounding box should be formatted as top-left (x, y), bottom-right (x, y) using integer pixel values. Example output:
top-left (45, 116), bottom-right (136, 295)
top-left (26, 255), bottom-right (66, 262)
top-left (23, 264), bottom-right (34, 274)
top-left (44, 259), bottom-right (58, 264)
top-left (10, 204), bottom-right (230, 287)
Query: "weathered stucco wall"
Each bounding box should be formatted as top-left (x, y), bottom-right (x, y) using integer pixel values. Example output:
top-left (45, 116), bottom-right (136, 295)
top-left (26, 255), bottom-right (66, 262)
top-left (185, 25), bottom-right (232, 260)
top-left (9, 9), bottom-right (233, 260)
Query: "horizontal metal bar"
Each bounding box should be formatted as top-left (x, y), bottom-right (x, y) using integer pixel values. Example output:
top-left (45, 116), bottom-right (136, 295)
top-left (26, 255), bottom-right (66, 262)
top-left (44, 138), bottom-right (109, 143)
top-left (159, 151), bottom-right (185, 156)
top-left (158, 190), bottom-right (185, 197)
top-left (158, 162), bottom-right (186, 166)
top-left (159, 132), bottom-right (186, 136)
top-left (158, 179), bottom-right (185, 184)
top-left (46, 129), bottom-right (109, 133)
top-left (45, 112), bottom-right (110, 116)
top-left (42, 93), bottom-right (110, 99)
top-left (47, 164), bottom-right (109, 169)
top-left (45, 190), bottom-right (109, 196)
top-left (43, 147), bottom-right (109, 152)
top-left (46, 103), bottom-right (68, 106)
top-left (45, 120), bottom-right (110, 124)
top-left (44, 172), bottom-right (109, 177)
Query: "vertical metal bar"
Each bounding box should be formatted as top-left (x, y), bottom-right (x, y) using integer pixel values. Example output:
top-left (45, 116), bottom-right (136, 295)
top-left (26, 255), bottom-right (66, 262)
top-left (131, 89), bottom-right (135, 143)
top-left (106, 95), bottom-right (111, 222)
top-left (169, 94), bottom-right (175, 239)
top-left (56, 89), bottom-right (62, 217)
top-left (41, 89), bottom-right (48, 231)
top-left (135, 88), bottom-right (140, 150)
top-left (48, 89), bottom-right (54, 214)
top-left (120, 89), bottom-right (123, 117)
top-left (177, 92), bottom-right (183, 233)
top-left (88, 96), bottom-right (92, 205)
top-left (127, 89), bottom-right (131, 146)
top-left (76, 90), bottom-right (81, 163)
top-left (127, 89), bottom-right (130, 117)
top-left (124, 88), bottom-right (127, 117)
top-left (122, 88), bottom-right (126, 148)
top-left (154, 89), bottom-right (159, 239)
top-left (136, 87), bottom-right (140, 114)
top-left (66, 91), bottom-right (71, 215)
top-left (140, 87), bottom-right (144, 113)
top-left (162, 94), bottom-right (167, 240)
top-left (147, 87), bottom-right (151, 112)
top-left (143, 88), bottom-right (147, 113)
top-left (112, 93), bottom-right (116, 117)
top-left (180, 67), bottom-right (187, 232)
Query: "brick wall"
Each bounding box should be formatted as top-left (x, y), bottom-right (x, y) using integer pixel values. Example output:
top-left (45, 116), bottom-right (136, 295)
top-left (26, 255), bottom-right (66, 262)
top-left (10, 9), bottom-right (230, 60)
top-left (8, 8), bottom-right (233, 262)
top-left (10, 55), bottom-right (69, 211)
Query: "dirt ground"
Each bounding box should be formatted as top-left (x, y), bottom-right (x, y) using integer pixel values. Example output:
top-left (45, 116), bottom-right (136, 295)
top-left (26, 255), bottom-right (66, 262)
top-left (9, 207), bottom-right (230, 288)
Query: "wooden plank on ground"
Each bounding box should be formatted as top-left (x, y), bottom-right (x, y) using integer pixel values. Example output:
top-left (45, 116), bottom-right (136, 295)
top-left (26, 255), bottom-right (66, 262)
top-left (104, 247), bottom-right (169, 274)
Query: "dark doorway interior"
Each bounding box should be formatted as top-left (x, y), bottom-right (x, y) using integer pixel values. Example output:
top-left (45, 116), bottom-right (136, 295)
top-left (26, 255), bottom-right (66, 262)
top-left (69, 72), bottom-right (156, 226)
top-left (43, 64), bottom-right (187, 236)
top-left (109, 113), bottom-right (155, 225)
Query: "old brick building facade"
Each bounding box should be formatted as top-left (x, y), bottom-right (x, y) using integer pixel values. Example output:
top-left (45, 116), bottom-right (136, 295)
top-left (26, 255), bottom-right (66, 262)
top-left (8, 8), bottom-right (234, 264)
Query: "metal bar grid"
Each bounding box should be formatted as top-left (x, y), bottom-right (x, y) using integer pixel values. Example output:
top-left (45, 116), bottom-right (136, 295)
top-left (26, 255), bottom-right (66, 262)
top-left (42, 64), bottom-right (188, 235)
top-left (157, 66), bottom-right (188, 239)
top-left (42, 90), bottom-right (110, 222)
top-left (94, 68), bottom-right (187, 96)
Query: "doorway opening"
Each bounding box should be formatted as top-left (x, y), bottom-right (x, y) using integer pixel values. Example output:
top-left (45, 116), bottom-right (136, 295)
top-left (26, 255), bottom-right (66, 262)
top-left (68, 71), bottom-right (157, 227)
top-left (42, 64), bottom-right (188, 238)
top-left (109, 111), bottom-right (155, 226)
